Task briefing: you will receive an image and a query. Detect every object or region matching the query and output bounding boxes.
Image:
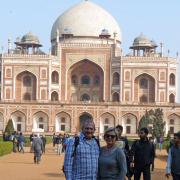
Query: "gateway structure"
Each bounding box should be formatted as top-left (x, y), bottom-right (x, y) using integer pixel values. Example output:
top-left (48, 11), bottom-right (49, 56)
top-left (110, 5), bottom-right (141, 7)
top-left (0, 1), bottom-right (179, 135)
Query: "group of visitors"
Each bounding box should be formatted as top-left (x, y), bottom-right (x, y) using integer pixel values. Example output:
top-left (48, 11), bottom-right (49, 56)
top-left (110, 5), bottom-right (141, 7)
top-left (5, 131), bottom-right (25, 153)
top-left (52, 133), bottom-right (70, 155)
top-left (63, 120), bottom-right (156, 180)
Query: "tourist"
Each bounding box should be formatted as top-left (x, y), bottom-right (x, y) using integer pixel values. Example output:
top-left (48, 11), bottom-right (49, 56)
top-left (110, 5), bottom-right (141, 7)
top-left (130, 127), bottom-right (155, 180)
top-left (115, 125), bottom-right (132, 179)
top-left (158, 136), bottom-right (164, 151)
top-left (52, 133), bottom-right (56, 147)
top-left (18, 132), bottom-right (25, 153)
top-left (29, 133), bottom-right (34, 152)
top-left (98, 127), bottom-right (127, 180)
top-left (56, 133), bottom-right (63, 155)
top-left (41, 135), bottom-right (47, 154)
top-left (63, 120), bottom-right (99, 180)
top-left (32, 133), bottom-right (43, 164)
top-left (166, 131), bottom-right (180, 180)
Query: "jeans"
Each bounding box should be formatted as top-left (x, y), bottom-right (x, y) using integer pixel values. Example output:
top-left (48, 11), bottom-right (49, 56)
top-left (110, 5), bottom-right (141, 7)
top-left (19, 142), bottom-right (24, 153)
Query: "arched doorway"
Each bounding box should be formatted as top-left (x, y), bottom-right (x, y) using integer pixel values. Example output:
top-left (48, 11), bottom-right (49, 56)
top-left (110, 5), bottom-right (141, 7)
top-left (79, 113), bottom-right (93, 131)
top-left (11, 111), bottom-right (26, 132)
top-left (55, 112), bottom-right (71, 133)
top-left (16, 71), bottom-right (37, 101)
top-left (67, 59), bottom-right (104, 102)
top-left (134, 73), bottom-right (155, 103)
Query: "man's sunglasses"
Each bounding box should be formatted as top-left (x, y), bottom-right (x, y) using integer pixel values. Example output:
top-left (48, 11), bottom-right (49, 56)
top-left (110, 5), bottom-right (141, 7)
top-left (105, 134), bottom-right (116, 139)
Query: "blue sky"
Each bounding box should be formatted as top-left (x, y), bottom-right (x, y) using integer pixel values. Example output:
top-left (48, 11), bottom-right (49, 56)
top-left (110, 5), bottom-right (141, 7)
top-left (0, 0), bottom-right (180, 101)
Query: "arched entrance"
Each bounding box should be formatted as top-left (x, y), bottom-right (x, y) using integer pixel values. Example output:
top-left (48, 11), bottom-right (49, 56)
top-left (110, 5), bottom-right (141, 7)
top-left (16, 71), bottom-right (37, 101)
top-left (67, 59), bottom-right (104, 102)
top-left (78, 113), bottom-right (93, 131)
top-left (134, 73), bottom-right (155, 103)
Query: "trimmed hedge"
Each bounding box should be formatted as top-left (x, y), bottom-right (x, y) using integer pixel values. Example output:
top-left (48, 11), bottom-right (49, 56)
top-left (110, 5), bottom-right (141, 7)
top-left (0, 141), bottom-right (13, 156)
top-left (24, 136), bottom-right (52, 147)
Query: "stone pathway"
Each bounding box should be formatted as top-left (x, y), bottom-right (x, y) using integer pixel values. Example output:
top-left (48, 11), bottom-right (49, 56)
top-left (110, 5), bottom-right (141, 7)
top-left (0, 145), bottom-right (172, 180)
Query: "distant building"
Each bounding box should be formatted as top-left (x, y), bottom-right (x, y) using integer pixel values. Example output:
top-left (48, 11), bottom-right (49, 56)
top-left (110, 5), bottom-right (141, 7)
top-left (0, 1), bottom-right (179, 135)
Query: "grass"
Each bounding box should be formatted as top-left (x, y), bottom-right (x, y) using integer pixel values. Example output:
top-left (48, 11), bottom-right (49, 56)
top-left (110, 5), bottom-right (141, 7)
top-left (0, 141), bottom-right (13, 156)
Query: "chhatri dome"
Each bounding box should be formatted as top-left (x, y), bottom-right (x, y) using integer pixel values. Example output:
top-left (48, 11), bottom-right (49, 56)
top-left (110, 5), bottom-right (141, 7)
top-left (51, 0), bottom-right (121, 42)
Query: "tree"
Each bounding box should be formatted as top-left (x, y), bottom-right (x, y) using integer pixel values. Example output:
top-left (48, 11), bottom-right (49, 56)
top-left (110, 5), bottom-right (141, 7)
top-left (5, 119), bottom-right (14, 136)
top-left (139, 108), bottom-right (165, 138)
top-left (152, 108), bottom-right (165, 139)
top-left (138, 110), bottom-right (150, 132)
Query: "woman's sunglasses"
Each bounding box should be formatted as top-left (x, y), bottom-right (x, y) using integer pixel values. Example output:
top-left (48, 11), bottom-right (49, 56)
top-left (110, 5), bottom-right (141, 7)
top-left (105, 134), bottom-right (116, 139)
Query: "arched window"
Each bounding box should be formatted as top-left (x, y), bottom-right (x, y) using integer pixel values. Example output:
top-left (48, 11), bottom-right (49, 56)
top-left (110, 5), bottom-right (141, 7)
top-left (170, 119), bottom-right (174, 125)
top-left (104, 118), bottom-right (109, 124)
top-left (169, 94), bottom-right (175, 103)
top-left (113, 72), bottom-right (120, 85)
top-left (81, 75), bottom-right (90, 85)
top-left (81, 94), bottom-right (90, 101)
top-left (39, 117), bottom-right (44, 129)
top-left (94, 75), bottom-right (100, 85)
top-left (140, 78), bottom-right (148, 89)
top-left (60, 117), bottom-right (66, 131)
top-left (23, 93), bottom-right (31, 100)
top-left (71, 75), bottom-right (78, 85)
top-left (140, 95), bottom-right (148, 103)
top-left (51, 91), bottom-right (58, 101)
top-left (17, 117), bottom-right (22, 122)
top-left (51, 71), bottom-right (59, 84)
top-left (23, 76), bottom-right (31, 87)
top-left (104, 118), bottom-right (110, 132)
top-left (126, 118), bottom-right (131, 124)
top-left (169, 73), bottom-right (175, 86)
top-left (112, 92), bottom-right (119, 102)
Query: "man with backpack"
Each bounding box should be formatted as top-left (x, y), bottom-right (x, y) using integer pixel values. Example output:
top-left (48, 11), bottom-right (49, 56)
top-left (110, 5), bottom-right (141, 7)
top-left (63, 119), bottom-right (100, 180)
top-left (130, 127), bottom-right (155, 180)
top-left (166, 131), bottom-right (180, 180)
top-left (115, 125), bottom-right (132, 180)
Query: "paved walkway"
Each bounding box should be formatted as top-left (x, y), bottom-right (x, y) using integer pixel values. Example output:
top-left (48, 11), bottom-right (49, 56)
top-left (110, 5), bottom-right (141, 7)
top-left (0, 144), bottom-right (172, 180)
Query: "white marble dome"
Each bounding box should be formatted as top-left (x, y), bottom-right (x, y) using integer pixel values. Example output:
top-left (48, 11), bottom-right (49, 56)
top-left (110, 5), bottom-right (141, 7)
top-left (51, 1), bottom-right (121, 42)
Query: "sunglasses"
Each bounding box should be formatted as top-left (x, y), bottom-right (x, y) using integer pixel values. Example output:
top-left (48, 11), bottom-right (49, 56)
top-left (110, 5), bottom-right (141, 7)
top-left (105, 134), bottom-right (116, 139)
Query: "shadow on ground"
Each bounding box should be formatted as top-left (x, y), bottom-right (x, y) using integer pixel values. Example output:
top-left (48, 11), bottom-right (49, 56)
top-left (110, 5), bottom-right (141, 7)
top-left (43, 173), bottom-right (64, 177)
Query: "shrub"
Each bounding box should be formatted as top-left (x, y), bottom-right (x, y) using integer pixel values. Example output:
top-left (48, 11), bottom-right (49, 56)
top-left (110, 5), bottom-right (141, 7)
top-left (0, 141), bottom-right (12, 156)
top-left (5, 119), bottom-right (14, 136)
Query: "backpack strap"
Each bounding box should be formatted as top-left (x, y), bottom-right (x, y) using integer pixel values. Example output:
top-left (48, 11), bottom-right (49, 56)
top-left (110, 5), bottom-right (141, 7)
top-left (71, 136), bottom-right (80, 157)
top-left (94, 137), bottom-right (100, 150)
top-left (71, 136), bottom-right (100, 157)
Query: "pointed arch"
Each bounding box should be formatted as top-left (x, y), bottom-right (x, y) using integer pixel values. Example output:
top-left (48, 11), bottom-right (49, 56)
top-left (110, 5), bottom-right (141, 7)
top-left (169, 73), bottom-right (175, 86)
top-left (167, 114), bottom-right (180, 134)
top-left (122, 113), bottom-right (137, 134)
top-left (51, 91), bottom-right (59, 101)
top-left (67, 59), bottom-right (104, 102)
top-left (112, 72), bottom-right (120, 85)
top-left (55, 112), bottom-right (71, 132)
top-left (169, 93), bottom-right (175, 103)
top-left (100, 112), bottom-right (115, 134)
top-left (112, 92), bottom-right (119, 102)
top-left (11, 111), bottom-right (26, 132)
top-left (134, 73), bottom-right (155, 103)
top-left (51, 71), bottom-right (59, 84)
top-left (32, 111), bottom-right (49, 132)
top-left (16, 71), bottom-right (37, 101)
